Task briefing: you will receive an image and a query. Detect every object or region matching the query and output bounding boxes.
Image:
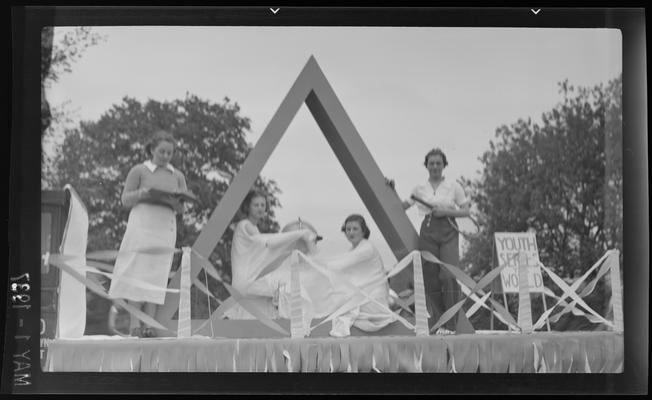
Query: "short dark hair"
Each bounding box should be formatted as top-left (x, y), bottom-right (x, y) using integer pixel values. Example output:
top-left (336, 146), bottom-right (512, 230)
top-left (340, 214), bottom-right (371, 239)
top-left (240, 189), bottom-right (270, 216)
top-left (423, 148), bottom-right (448, 168)
top-left (145, 130), bottom-right (175, 157)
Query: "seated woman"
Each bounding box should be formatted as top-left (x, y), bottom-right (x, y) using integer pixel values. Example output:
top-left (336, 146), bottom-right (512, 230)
top-left (325, 214), bottom-right (396, 337)
top-left (277, 214), bottom-right (396, 337)
top-left (225, 190), bottom-right (315, 320)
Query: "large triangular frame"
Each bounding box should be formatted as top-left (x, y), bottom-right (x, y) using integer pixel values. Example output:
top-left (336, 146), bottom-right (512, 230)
top-left (158, 56), bottom-right (419, 334)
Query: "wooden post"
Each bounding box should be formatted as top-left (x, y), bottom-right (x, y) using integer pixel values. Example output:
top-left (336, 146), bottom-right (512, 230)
top-left (289, 251), bottom-right (305, 338)
top-left (413, 252), bottom-right (429, 336)
top-left (502, 292), bottom-right (510, 332)
top-left (609, 250), bottom-right (624, 333)
top-left (177, 247), bottom-right (192, 338)
top-left (204, 269), bottom-right (215, 338)
top-left (490, 301), bottom-right (495, 330)
top-left (516, 252), bottom-right (533, 334)
top-left (497, 240), bottom-right (512, 331)
top-left (490, 244), bottom-right (495, 331)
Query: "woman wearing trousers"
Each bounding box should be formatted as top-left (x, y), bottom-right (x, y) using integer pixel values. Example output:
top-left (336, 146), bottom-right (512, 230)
top-left (392, 148), bottom-right (472, 334)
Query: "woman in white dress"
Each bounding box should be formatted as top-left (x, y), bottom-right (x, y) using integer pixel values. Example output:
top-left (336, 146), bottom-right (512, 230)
top-left (325, 214), bottom-right (396, 337)
top-left (226, 190), bottom-right (315, 320)
top-left (108, 130), bottom-right (187, 337)
top-left (274, 215), bottom-right (396, 337)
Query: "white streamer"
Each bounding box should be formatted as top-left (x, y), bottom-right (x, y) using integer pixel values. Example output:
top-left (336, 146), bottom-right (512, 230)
top-left (296, 252), bottom-right (416, 332)
top-left (80, 265), bottom-right (180, 294)
top-left (386, 250), bottom-right (420, 279)
top-left (532, 251), bottom-right (615, 330)
top-left (177, 247), bottom-right (192, 338)
top-left (608, 251), bottom-right (623, 333)
top-left (537, 262), bottom-right (614, 329)
top-left (412, 252), bottom-right (429, 336)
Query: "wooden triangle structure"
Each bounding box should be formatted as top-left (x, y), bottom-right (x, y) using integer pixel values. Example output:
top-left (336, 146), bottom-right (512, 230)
top-left (157, 56), bottom-right (420, 334)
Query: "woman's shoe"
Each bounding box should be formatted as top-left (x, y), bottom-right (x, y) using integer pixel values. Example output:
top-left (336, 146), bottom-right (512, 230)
top-left (142, 327), bottom-right (157, 338)
top-left (130, 327), bottom-right (143, 337)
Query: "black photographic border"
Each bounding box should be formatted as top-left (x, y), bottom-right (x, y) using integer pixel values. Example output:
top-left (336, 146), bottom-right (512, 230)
top-left (4, 6), bottom-right (648, 394)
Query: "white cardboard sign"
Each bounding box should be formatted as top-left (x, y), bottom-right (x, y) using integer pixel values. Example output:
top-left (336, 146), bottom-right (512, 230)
top-left (495, 232), bottom-right (544, 293)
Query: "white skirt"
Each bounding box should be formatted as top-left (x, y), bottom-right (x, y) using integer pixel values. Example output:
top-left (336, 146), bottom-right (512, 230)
top-left (108, 203), bottom-right (176, 304)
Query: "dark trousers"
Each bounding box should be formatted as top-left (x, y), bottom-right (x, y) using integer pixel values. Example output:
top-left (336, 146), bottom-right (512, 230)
top-left (418, 216), bottom-right (466, 331)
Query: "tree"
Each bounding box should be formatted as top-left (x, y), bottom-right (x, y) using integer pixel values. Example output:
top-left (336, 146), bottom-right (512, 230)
top-left (602, 77), bottom-right (623, 252)
top-left (42, 26), bottom-right (106, 85)
top-left (41, 27), bottom-right (54, 135)
top-left (462, 74), bottom-right (623, 282)
top-left (41, 27), bottom-right (106, 187)
top-left (47, 95), bottom-right (283, 316)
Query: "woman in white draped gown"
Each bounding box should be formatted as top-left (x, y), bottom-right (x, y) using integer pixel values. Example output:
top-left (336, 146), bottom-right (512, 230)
top-left (277, 214), bottom-right (396, 337)
top-left (324, 214), bottom-right (396, 337)
top-left (225, 190), bottom-right (314, 320)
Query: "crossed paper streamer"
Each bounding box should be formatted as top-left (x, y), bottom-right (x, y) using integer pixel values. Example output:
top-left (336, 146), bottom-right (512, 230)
top-left (46, 183), bottom-right (512, 337)
top-left (177, 247), bottom-right (192, 338)
top-left (186, 247), bottom-right (420, 338)
top-left (48, 198), bottom-right (623, 338)
top-left (419, 251), bottom-right (518, 332)
top-left (189, 250), bottom-right (290, 336)
top-left (49, 243), bottom-right (623, 338)
top-left (183, 248), bottom-right (419, 338)
top-left (294, 251), bottom-right (417, 336)
top-left (46, 251), bottom-right (174, 334)
top-left (49, 245), bottom-right (513, 337)
top-left (532, 250), bottom-right (622, 332)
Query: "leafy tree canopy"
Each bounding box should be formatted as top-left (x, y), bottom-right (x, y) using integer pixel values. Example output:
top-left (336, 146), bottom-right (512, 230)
top-left (48, 94), bottom-right (282, 286)
top-left (462, 75), bottom-right (622, 281)
top-left (42, 27), bottom-right (106, 185)
top-left (41, 26), bottom-right (106, 85)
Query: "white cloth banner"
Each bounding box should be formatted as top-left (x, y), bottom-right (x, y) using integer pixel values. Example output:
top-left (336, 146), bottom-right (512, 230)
top-left (56, 185), bottom-right (89, 339)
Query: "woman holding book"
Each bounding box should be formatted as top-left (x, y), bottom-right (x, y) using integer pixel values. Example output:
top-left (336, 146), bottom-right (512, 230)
top-left (108, 130), bottom-right (188, 337)
top-left (390, 148), bottom-right (471, 334)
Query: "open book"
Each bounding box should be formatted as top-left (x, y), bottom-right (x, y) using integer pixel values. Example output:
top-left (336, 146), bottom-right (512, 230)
top-left (148, 188), bottom-right (198, 202)
top-left (142, 188), bottom-right (198, 211)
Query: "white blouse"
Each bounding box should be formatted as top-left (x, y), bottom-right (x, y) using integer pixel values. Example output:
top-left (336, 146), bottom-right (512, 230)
top-left (406, 177), bottom-right (469, 217)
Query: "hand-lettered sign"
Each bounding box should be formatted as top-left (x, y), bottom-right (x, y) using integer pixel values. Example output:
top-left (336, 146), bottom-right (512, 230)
top-left (494, 232), bottom-right (544, 293)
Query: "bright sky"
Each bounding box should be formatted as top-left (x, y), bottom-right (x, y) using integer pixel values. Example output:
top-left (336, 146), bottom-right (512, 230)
top-left (46, 26), bottom-right (622, 269)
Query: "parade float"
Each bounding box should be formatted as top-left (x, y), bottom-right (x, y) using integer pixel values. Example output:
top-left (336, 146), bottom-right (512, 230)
top-left (41, 57), bottom-right (623, 373)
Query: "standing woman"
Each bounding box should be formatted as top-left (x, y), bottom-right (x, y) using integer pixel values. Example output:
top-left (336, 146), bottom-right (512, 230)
top-left (399, 148), bottom-right (472, 334)
top-left (108, 130), bottom-right (187, 337)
